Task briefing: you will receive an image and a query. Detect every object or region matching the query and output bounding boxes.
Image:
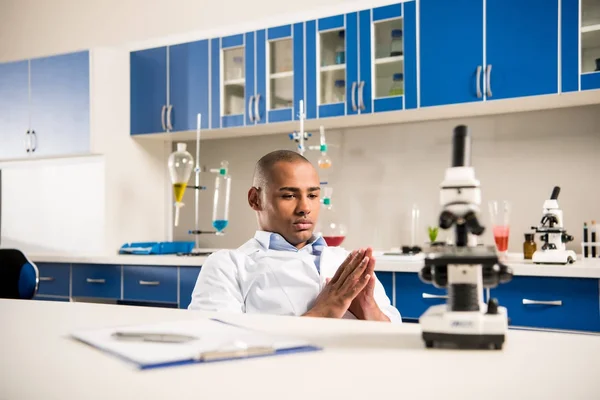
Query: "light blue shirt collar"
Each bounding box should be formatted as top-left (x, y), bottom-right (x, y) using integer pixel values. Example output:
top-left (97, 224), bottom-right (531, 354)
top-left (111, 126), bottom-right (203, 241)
top-left (253, 230), bottom-right (327, 272)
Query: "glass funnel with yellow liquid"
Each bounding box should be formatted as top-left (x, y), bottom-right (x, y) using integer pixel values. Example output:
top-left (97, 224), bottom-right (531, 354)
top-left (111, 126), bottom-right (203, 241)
top-left (168, 143), bottom-right (194, 226)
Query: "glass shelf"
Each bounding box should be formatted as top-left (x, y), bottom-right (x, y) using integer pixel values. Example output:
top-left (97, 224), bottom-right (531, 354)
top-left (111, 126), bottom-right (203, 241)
top-left (582, 0), bottom-right (600, 73)
top-left (270, 75), bottom-right (293, 110)
top-left (320, 68), bottom-right (346, 105)
top-left (268, 38), bottom-right (293, 110)
top-left (223, 84), bottom-right (245, 115)
top-left (320, 29), bottom-right (346, 68)
top-left (374, 17), bottom-right (404, 99)
top-left (222, 47), bottom-right (245, 116)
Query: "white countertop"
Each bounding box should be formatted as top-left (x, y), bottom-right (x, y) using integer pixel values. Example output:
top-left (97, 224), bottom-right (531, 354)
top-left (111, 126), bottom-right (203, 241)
top-left (1, 299), bottom-right (598, 400)
top-left (28, 251), bottom-right (600, 279)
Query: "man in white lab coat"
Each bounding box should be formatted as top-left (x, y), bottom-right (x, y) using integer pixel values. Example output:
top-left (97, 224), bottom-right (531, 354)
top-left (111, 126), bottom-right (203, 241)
top-left (188, 150), bottom-right (401, 322)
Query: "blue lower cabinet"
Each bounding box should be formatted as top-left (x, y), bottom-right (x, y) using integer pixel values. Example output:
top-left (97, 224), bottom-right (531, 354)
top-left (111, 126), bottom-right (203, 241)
top-left (72, 264), bottom-right (121, 299)
top-left (376, 272), bottom-right (394, 304)
top-left (179, 267), bottom-right (201, 309)
top-left (36, 263), bottom-right (70, 297)
top-left (491, 276), bottom-right (600, 332)
top-left (123, 265), bottom-right (177, 303)
top-left (395, 272), bottom-right (447, 319)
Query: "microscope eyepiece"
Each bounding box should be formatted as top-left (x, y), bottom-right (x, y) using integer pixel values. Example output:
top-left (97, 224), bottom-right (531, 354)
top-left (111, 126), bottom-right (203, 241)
top-left (452, 125), bottom-right (471, 167)
top-left (550, 186), bottom-right (561, 200)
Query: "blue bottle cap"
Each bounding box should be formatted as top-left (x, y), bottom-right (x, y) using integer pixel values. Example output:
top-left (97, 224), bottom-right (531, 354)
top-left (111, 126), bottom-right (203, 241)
top-left (334, 80), bottom-right (345, 87)
top-left (393, 73), bottom-right (404, 81)
top-left (391, 29), bottom-right (403, 38)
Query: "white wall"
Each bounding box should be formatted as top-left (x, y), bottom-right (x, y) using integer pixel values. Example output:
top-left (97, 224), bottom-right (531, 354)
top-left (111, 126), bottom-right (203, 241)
top-left (173, 105), bottom-right (600, 254)
top-left (0, 0), bottom-right (398, 62)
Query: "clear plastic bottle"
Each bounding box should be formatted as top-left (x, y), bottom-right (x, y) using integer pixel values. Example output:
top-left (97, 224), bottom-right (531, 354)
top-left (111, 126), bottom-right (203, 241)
top-left (333, 79), bottom-right (345, 103)
top-left (212, 161), bottom-right (232, 235)
top-left (168, 143), bottom-right (194, 227)
top-left (388, 73), bottom-right (404, 96)
top-left (390, 29), bottom-right (403, 57)
top-left (335, 31), bottom-right (345, 64)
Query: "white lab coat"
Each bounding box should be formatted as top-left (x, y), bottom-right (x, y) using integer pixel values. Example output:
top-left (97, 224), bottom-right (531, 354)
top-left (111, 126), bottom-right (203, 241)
top-left (188, 236), bottom-right (402, 322)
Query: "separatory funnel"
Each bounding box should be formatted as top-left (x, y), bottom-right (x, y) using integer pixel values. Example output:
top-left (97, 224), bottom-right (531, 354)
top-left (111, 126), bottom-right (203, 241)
top-left (212, 161), bottom-right (232, 235)
top-left (317, 187), bottom-right (347, 246)
top-left (168, 143), bottom-right (193, 227)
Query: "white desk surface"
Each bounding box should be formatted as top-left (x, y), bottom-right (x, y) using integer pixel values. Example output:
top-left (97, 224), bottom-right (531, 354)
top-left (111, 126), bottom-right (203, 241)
top-left (28, 251), bottom-right (600, 279)
top-left (1, 299), bottom-right (599, 400)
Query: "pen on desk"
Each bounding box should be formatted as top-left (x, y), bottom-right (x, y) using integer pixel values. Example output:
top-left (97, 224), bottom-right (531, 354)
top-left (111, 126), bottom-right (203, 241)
top-left (111, 331), bottom-right (199, 344)
top-left (592, 221), bottom-right (597, 258)
top-left (584, 222), bottom-right (589, 258)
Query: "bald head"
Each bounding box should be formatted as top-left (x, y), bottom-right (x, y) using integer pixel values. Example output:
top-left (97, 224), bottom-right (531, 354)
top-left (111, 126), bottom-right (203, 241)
top-left (252, 150), bottom-right (311, 189)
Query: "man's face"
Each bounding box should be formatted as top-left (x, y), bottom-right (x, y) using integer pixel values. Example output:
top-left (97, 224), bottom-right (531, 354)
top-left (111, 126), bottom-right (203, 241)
top-left (249, 161), bottom-right (321, 248)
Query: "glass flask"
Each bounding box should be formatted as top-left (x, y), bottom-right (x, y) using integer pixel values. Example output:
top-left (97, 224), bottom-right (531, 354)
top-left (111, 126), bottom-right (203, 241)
top-left (390, 29), bottom-right (403, 57)
top-left (388, 73), bottom-right (404, 96)
top-left (212, 161), bottom-right (232, 235)
top-left (317, 187), bottom-right (347, 247)
top-left (168, 143), bottom-right (193, 227)
top-left (318, 144), bottom-right (332, 169)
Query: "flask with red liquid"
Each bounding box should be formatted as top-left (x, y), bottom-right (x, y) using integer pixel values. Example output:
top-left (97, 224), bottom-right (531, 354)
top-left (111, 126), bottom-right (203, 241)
top-left (317, 187), bottom-right (347, 247)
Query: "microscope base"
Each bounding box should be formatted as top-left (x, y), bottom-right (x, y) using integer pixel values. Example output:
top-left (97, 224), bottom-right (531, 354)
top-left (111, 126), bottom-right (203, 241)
top-left (420, 304), bottom-right (508, 350)
top-left (532, 250), bottom-right (577, 265)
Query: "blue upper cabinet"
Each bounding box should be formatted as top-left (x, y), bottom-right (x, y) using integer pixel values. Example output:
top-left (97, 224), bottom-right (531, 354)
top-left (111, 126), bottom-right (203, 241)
top-left (369, 2), bottom-right (418, 113)
top-left (169, 40), bottom-right (210, 131)
top-left (130, 47), bottom-right (168, 135)
top-left (562, 0), bottom-right (600, 92)
top-left (486, 0), bottom-right (558, 100)
top-left (211, 34), bottom-right (248, 129)
top-left (258, 24), bottom-right (305, 124)
top-left (30, 51), bottom-right (90, 157)
top-left (421, 0), bottom-right (559, 107)
top-left (0, 60), bottom-right (30, 159)
top-left (306, 14), bottom-right (354, 119)
top-left (306, 3), bottom-right (416, 119)
top-left (420, 0), bottom-right (484, 107)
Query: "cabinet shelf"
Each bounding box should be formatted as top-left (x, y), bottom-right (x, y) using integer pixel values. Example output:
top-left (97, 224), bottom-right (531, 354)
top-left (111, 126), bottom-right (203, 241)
top-left (375, 55), bottom-right (405, 65)
top-left (582, 24), bottom-right (600, 33)
top-left (270, 71), bottom-right (293, 79)
top-left (320, 64), bottom-right (346, 72)
top-left (223, 78), bottom-right (245, 86)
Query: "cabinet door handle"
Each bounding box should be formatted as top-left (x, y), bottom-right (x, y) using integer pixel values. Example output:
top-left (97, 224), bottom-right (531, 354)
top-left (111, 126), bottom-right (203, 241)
top-left (166, 105), bottom-right (173, 131)
top-left (248, 95), bottom-right (255, 122)
top-left (31, 130), bottom-right (37, 152)
top-left (86, 278), bottom-right (106, 284)
top-left (422, 293), bottom-right (448, 299)
top-left (522, 299), bottom-right (562, 306)
top-left (486, 64), bottom-right (492, 97)
top-left (351, 81), bottom-right (357, 112)
top-left (254, 94), bottom-right (261, 122)
top-left (476, 65), bottom-right (482, 98)
top-left (358, 81), bottom-right (365, 111)
top-left (139, 280), bottom-right (160, 286)
top-left (25, 130), bottom-right (31, 153)
top-left (39, 276), bottom-right (55, 282)
top-left (161, 105), bottom-right (167, 131)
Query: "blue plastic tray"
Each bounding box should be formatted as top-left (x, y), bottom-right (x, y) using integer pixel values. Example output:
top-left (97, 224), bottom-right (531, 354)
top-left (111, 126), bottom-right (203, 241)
top-left (119, 241), bottom-right (195, 255)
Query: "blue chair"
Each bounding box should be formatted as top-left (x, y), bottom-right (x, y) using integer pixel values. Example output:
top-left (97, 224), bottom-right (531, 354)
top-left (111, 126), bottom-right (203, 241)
top-left (0, 249), bottom-right (39, 299)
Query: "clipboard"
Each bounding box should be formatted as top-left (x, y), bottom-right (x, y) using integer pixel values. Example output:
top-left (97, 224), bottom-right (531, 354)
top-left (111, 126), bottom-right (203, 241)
top-left (70, 318), bottom-right (321, 370)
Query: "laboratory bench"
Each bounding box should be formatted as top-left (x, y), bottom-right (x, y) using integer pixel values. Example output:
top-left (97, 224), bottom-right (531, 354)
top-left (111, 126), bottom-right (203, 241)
top-left (28, 252), bottom-right (600, 333)
top-left (1, 299), bottom-right (599, 399)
